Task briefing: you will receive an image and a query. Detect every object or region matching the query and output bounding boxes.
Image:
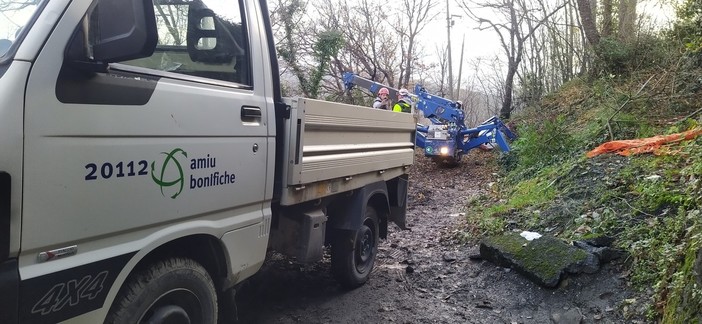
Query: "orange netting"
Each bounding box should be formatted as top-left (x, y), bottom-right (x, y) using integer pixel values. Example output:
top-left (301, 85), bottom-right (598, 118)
top-left (586, 128), bottom-right (702, 158)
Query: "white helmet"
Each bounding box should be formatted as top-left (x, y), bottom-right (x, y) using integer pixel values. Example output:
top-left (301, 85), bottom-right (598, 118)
top-left (398, 88), bottom-right (409, 97)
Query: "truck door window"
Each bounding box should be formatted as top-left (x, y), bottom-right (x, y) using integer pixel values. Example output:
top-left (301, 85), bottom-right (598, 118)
top-left (121, 0), bottom-right (251, 86)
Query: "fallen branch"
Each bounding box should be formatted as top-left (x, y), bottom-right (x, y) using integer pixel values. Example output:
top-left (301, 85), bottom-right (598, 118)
top-left (619, 197), bottom-right (654, 217)
top-left (679, 106), bottom-right (702, 122)
top-left (606, 74), bottom-right (656, 141)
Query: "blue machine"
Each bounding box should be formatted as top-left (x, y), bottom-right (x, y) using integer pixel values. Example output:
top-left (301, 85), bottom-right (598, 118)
top-left (343, 72), bottom-right (516, 166)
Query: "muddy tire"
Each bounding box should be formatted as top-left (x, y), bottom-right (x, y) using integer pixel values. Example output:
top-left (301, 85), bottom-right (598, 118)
top-left (443, 156), bottom-right (460, 167)
top-left (106, 257), bottom-right (217, 324)
top-left (331, 206), bottom-right (380, 289)
top-left (432, 154), bottom-right (461, 167)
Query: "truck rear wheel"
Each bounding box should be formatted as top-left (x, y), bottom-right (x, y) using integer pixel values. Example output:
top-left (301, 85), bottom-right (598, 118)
top-left (331, 206), bottom-right (380, 289)
top-left (106, 257), bottom-right (217, 324)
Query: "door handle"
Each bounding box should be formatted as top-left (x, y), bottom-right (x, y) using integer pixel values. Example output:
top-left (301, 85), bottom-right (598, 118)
top-left (241, 106), bottom-right (261, 119)
top-left (241, 106), bottom-right (262, 125)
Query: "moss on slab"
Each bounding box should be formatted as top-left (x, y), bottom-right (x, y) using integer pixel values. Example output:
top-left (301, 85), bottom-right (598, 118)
top-left (518, 236), bottom-right (590, 280)
top-left (483, 232), bottom-right (527, 254)
top-left (480, 233), bottom-right (528, 268)
top-left (481, 233), bottom-right (594, 288)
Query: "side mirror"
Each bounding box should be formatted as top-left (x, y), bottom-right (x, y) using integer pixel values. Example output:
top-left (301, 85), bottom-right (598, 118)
top-left (186, 7), bottom-right (244, 64)
top-left (66, 0), bottom-right (157, 66)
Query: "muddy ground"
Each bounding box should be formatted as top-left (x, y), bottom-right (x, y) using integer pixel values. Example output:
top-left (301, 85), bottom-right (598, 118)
top-left (235, 149), bottom-right (645, 324)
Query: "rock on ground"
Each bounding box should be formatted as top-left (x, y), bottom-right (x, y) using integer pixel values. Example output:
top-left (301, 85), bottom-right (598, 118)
top-left (480, 233), bottom-right (601, 288)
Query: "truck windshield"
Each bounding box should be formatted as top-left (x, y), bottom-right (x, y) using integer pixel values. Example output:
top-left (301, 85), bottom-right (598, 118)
top-left (0, 0), bottom-right (44, 59)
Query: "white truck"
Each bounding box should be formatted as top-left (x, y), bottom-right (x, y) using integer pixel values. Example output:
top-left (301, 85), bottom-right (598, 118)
top-left (0, 0), bottom-right (415, 323)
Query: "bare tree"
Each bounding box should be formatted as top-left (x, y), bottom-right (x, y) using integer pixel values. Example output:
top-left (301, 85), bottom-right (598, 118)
top-left (455, 66), bottom-right (488, 127)
top-left (391, 0), bottom-right (439, 88)
top-left (517, 0), bottom-right (586, 103)
top-left (312, 0), bottom-right (438, 103)
top-left (418, 44), bottom-right (449, 97)
top-left (602, 0), bottom-right (613, 37)
top-left (0, 0), bottom-right (40, 11)
top-left (154, 4), bottom-right (189, 45)
top-left (576, 0), bottom-right (640, 47)
top-left (617, 0), bottom-right (637, 42)
top-left (469, 56), bottom-right (505, 118)
top-left (314, 0), bottom-right (401, 101)
top-left (267, 0), bottom-right (441, 103)
top-left (575, 0), bottom-right (600, 47)
top-left (459, 0), bottom-right (568, 119)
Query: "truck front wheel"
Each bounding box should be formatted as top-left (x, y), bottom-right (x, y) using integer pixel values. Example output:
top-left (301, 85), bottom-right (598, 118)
top-left (106, 257), bottom-right (217, 324)
top-left (331, 206), bottom-right (380, 289)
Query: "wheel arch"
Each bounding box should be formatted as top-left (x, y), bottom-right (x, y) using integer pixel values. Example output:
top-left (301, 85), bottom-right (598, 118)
top-left (140, 234), bottom-right (226, 280)
top-left (106, 233), bottom-right (230, 317)
top-left (367, 191), bottom-right (390, 239)
top-left (326, 181), bottom-right (390, 239)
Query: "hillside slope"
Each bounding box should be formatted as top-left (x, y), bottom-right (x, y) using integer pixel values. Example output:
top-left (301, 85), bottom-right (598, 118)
top-left (464, 67), bottom-right (702, 322)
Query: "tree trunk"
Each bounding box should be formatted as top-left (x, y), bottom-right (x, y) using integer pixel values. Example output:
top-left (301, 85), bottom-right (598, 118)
top-left (618, 0), bottom-right (637, 42)
top-left (500, 64), bottom-right (517, 119)
top-left (403, 37), bottom-right (415, 87)
top-left (602, 0), bottom-right (613, 37)
top-left (575, 0), bottom-right (600, 47)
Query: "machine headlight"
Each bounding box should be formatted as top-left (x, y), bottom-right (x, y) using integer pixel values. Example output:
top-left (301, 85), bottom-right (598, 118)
top-left (439, 147), bottom-right (449, 155)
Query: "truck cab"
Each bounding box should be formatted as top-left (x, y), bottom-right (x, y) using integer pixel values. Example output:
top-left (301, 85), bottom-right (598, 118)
top-left (0, 0), bottom-right (414, 323)
top-left (1, 0), bottom-right (278, 322)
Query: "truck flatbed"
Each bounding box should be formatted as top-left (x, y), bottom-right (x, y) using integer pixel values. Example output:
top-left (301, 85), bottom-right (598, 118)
top-left (280, 98), bottom-right (415, 205)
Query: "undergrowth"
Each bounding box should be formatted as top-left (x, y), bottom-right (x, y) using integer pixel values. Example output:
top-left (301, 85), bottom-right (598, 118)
top-left (463, 56), bottom-right (702, 322)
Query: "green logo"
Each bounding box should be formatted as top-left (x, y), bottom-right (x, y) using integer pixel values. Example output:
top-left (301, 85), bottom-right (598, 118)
top-left (151, 148), bottom-right (187, 199)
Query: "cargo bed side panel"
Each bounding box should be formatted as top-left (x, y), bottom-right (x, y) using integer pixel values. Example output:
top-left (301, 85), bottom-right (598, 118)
top-left (280, 98), bottom-right (415, 205)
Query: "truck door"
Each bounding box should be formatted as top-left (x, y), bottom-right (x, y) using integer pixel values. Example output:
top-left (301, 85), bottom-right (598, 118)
top-left (21, 0), bottom-right (271, 277)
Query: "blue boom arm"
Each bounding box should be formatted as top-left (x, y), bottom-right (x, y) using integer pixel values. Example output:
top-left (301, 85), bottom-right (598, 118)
top-left (343, 72), bottom-right (400, 100)
top-left (458, 116), bottom-right (517, 151)
top-left (413, 84), bottom-right (467, 129)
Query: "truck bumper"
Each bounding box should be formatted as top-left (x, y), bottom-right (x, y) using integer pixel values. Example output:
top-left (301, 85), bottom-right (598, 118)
top-left (0, 259), bottom-right (19, 324)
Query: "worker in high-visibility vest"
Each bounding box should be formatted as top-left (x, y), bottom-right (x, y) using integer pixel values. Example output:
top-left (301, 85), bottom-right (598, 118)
top-left (393, 88), bottom-right (411, 113)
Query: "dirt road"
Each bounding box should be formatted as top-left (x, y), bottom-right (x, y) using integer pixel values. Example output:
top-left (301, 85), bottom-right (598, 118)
top-left (235, 150), bottom-right (641, 324)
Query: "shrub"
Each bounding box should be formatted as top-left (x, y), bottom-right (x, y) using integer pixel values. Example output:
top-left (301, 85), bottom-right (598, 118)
top-left (509, 116), bottom-right (577, 173)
